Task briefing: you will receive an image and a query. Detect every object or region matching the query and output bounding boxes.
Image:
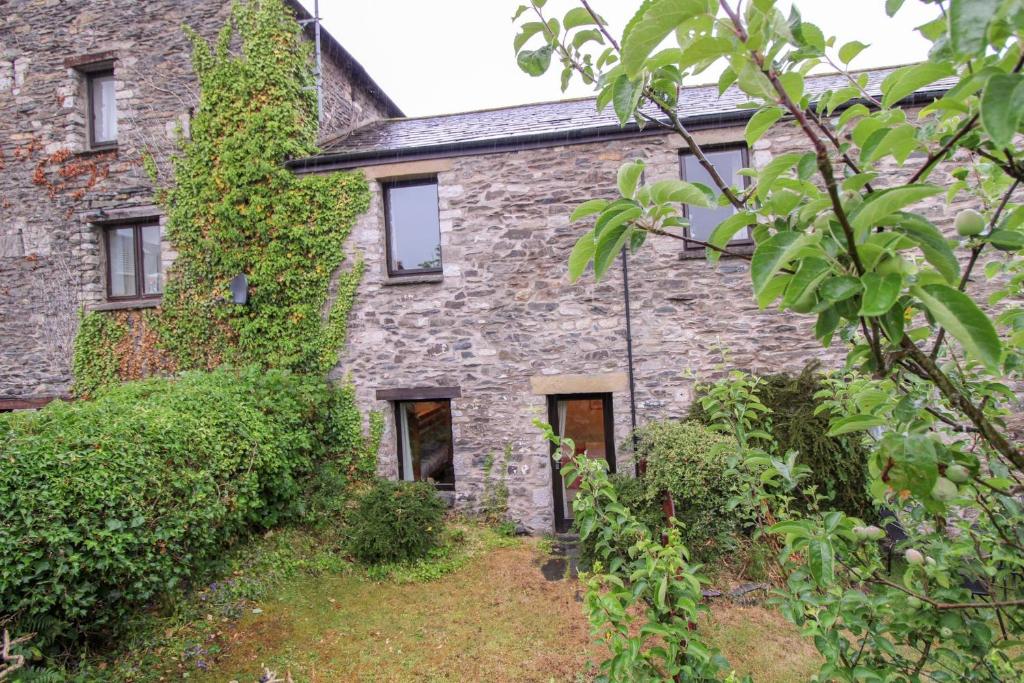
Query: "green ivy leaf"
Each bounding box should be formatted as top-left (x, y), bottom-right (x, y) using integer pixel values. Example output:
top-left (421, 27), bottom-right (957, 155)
top-left (912, 284), bottom-right (1002, 371)
top-left (949, 0), bottom-right (999, 56)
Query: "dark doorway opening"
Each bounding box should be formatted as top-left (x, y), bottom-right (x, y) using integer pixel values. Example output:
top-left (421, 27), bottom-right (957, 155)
top-left (547, 393), bottom-right (616, 533)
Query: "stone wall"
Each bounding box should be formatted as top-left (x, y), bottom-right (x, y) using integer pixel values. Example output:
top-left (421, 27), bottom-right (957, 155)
top-left (331, 112), bottom-right (1017, 532)
top-left (0, 0), bottom-right (390, 401)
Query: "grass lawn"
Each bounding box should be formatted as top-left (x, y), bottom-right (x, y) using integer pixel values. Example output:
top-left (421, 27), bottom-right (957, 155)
top-left (183, 535), bottom-right (821, 683)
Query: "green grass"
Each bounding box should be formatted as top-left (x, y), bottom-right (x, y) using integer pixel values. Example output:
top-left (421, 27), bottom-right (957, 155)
top-left (67, 522), bottom-right (820, 682)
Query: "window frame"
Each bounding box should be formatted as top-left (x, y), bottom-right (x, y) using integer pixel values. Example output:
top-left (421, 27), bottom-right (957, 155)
top-left (395, 398), bottom-right (455, 491)
top-left (86, 69), bottom-right (118, 150)
top-left (679, 144), bottom-right (753, 253)
top-left (382, 177), bottom-right (443, 278)
top-left (103, 222), bottom-right (162, 302)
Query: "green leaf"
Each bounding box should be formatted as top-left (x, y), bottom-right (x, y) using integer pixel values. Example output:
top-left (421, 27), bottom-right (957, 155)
top-left (621, 0), bottom-right (710, 77)
top-left (891, 213), bottom-right (960, 284)
top-left (594, 210), bottom-right (642, 279)
top-left (617, 161), bottom-right (645, 198)
top-left (949, 0), bottom-right (999, 56)
top-left (881, 62), bottom-right (954, 108)
top-left (751, 232), bottom-right (811, 298)
top-left (807, 539), bottom-right (835, 586)
top-left (885, 0), bottom-right (905, 16)
top-left (514, 22), bottom-right (546, 53)
top-left (912, 284), bottom-right (1002, 371)
top-left (570, 199), bottom-right (610, 222)
top-left (648, 179), bottom-right (712, 207)
top-left (859, 272), bottom-right (902, 317)
top-left (782, 257), bottom-right (830, 311)
top-left (678, 36), bottom-right (734, 71)
top-left (563, 7), bottom-right (597, 30)
top-left (815, 306), bottom-right (840, 346)
top-left (757, 152), bottom-right (803, 201)
top-left (516, 45), bottom-right (555, 76)
top-left (568, 229), bottom-right (597, 282)
top-left (612, 74), bottom-right (642, 126)
top-left (838, 40), bottom-right (869, 64)
top-left (980, 73), bottom-right (1024, 149)
top-left (850, 185), bottom-right (943, 240)
top-left (827, 414), bottom-right (886, 436)
top-left (820, 276), bottom-right (863, 303)
top-left (987, 229), bottom-right (1024, 251)
top-left (738, 61), bottom-right (777, 101)
top-left (745, 108), bottom-right (783, 146)
top-left (705, 212), bottom-right (757, 263)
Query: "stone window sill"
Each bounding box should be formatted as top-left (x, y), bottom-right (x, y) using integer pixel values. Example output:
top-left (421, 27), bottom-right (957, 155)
top-left (89, 298), bottom-right (161, 312)
top-left (381, 273), bottom-right (444, 286)
top-left (679, 242), bottom-right (756, 260)
top-left (78, 145), bottom-right (119, 159)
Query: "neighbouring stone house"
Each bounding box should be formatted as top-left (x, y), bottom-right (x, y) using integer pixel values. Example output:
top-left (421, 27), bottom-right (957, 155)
top-left (0, 0), bottom-right (400, 408)
top-left (0, 5), bottom-right (978, 532)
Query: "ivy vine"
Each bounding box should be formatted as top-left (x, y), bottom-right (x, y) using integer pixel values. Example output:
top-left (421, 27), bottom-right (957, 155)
top-left (72, 0), bottom-right (370, 395)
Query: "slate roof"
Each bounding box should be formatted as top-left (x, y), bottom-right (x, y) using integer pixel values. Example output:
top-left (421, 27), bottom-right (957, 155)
top-left (291, 66), bottom-right (954, 170)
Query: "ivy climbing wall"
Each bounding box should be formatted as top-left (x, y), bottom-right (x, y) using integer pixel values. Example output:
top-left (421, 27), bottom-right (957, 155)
top-left (70, 0), bottom-right (371, 396)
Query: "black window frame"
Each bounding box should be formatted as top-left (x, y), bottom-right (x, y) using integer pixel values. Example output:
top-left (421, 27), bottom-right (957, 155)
top-left (679, 144), bottom-right (753, 253)
top-left (395, 398), bottom-right (455, 491)
top-left (103, 222), bottom-right (162, 302)
top-left (382, 178), bottom-right (443, 278)
top-left (86, 69), bottom-right (118, 150)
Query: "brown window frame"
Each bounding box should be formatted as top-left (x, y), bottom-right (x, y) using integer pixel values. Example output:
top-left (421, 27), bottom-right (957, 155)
top-left (86, 69), bottom-right (118, 150)
top-left (383, 178), bottom-right (443, 278)
top-left (395, 398), bottom-right (455, 491)
top-left (679, 144), bottom-right (753, 253)
top-left (103, 222), bottom-right (162, 302)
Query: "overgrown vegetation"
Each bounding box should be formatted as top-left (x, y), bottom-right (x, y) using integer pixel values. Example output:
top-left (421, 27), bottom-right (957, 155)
top-left (480, 443), bottom-right (512, 525)
top-left (0, 367), bottom-right (376, 657)
top-left (689, 362), bottom-right (874, 520)
top-left (347, 479), bottom-right (447, 565)
top-left (72, 0), bottom-right (370, 395)
top-left (516, 0), bottom-right (1024, 678)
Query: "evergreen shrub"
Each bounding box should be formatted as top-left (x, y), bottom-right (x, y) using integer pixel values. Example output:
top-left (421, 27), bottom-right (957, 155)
top-left (348, 480), bottom-right (446, 565)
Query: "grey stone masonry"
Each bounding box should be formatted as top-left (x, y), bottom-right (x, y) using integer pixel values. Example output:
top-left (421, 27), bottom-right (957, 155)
top-left (327, 111), bottom-right (1020, 532)
top-left (0, 0), bottom-right (394, 402)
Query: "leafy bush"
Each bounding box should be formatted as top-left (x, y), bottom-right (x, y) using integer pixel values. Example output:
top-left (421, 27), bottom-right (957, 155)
top-left (577, 473), bottom-right (662, 567)
top-left (0, 367), bottom-right (371, 649)
top-left (632, 420), bottom-right (745, 558)
top-left (348, 479), bottom-right (445, 564)
top-left (689, 362), bottom-right (873, 520)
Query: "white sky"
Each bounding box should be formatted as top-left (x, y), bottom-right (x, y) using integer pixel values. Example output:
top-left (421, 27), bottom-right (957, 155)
top-left (298, 0), bottom-right (940, 117)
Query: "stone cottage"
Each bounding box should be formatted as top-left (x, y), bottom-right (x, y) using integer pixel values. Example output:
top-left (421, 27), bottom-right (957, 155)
top-left (0, 0), bottom-right (400, 408)
top-left (1, 4), bottom-right (963, 532)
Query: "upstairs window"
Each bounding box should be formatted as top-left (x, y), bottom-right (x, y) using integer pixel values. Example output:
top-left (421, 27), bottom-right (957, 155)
top-left (397, 400), bottom-right (455, 490)
top-left (88, 70), bottom-right (117, 148)
top-left (384, 179), bottom-right (442, 276)
top-left (105, 223), bottom-right (161, 300)
top-left (680, 146), bottom-right (750, 250)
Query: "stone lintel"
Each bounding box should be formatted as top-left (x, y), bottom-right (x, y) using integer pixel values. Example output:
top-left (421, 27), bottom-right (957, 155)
top-left (360, 158), bottom-right (454, 181)
top-left (84, 205), bottom-right (162, 225)
top-left (529, 372), bottom-right (628, 396)
top-left (64, 51), bottom-right (119, 70)
top-left (375, 386), bottom-right (462, 401)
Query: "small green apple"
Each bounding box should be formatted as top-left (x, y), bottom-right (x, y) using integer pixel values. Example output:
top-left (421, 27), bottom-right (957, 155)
top-left (932, 477), bottom-right (958, 502)
top-left (955, 209), bottom-right (986, 237)
top-left (945, 464), bottom-right (970, 484)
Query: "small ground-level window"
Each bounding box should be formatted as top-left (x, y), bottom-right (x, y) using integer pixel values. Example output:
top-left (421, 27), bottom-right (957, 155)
top-left (680, 145), bottom-right (751, 250)
top-left (397, 399), bottom-right (455, 489)
top-left (105, 223), bottom-right (161, 300)
top-left (384, 179), bottom-right (442, 276)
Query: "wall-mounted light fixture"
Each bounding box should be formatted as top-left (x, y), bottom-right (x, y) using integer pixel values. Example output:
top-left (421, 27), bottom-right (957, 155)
top-left (229, 273), bottom-right (249, 306)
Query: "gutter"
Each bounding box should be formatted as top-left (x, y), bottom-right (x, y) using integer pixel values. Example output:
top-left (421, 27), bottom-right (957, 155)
top-left (286, 88), bottom-right (950, 174)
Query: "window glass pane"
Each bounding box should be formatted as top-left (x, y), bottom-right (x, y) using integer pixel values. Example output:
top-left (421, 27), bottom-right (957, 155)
top-left (398, 400), bottom-right (454, 488)
top-left (141, 225), bottom-right (162, 294)
top-left (387, 182), bottom-right (441, 273)
top-left (108, 227), bottom-right (136, 297)
top-left (682, 149), bottom-right (747, 243)
top-left (90, 73), bottom-right (117, 144)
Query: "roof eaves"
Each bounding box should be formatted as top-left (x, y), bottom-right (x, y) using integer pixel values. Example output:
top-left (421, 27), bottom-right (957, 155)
top-left (283, 0), bottom-right (404, 118)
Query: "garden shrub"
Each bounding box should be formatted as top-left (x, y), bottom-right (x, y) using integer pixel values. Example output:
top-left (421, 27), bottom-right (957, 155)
top-left (348, 479), bottom-right (446, 564)
top-left (689, 362), bottom-right (873, 520)
top-left (0, 367), bottom-right (373, 649)
top-left (577, 473), bottom-right (663, 568)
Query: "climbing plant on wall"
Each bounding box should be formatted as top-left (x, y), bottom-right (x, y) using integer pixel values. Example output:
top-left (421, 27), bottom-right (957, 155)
top-left (72, 0), bottom-right (369, 394)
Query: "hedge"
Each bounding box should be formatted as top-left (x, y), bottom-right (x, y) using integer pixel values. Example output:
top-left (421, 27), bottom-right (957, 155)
top-left (0, 367), bottom-right (370, 648)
